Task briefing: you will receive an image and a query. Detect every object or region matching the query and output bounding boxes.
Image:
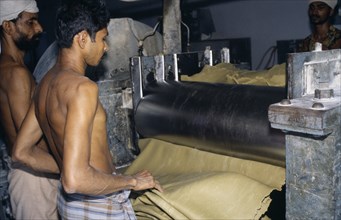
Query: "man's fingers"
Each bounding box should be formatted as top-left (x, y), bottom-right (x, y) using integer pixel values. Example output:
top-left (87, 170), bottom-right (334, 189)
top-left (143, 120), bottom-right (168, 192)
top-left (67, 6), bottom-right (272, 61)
top-left (132, 170), bottom-right (164, 192)
top-left (154, 180), bottom-right (163, 192)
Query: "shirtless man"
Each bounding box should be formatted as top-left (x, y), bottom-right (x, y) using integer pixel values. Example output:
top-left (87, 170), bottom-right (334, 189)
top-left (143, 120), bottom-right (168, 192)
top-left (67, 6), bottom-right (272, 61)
top-left (0, 0), bottom-right (59, 219)
top-left (13, 0), bottom-right (162, 219)
top-left (299, 0), bottom-right (341, 51)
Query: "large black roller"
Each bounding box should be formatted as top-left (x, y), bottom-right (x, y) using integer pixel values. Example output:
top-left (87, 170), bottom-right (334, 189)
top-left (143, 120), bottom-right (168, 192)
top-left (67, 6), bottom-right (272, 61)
top-left (134, 81), bottom-right (286, 167)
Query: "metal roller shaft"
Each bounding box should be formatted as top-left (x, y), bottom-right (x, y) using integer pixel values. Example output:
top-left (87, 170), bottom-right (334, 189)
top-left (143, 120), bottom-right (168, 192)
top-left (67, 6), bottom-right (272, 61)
top-left (134, 81), bottom-right (286, 167)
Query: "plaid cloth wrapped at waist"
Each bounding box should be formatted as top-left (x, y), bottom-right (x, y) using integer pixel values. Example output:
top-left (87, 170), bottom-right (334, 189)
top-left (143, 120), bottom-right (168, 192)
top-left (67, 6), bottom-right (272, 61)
top-left (57, 182), bottom-right (136, 220)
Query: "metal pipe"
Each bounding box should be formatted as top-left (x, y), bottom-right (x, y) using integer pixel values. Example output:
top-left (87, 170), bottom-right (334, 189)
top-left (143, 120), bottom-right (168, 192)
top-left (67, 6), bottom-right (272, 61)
top-left (163, 0), bottom-right (182, 54)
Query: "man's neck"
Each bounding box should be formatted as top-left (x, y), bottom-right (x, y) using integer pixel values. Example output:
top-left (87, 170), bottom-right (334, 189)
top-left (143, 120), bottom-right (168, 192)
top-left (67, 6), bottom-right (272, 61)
top-left (58, 48), bottom-right (87, 75)
top-left (313, 22), bottom-right (331, 39)
top-left (0, 39), bottom-right (26, 65)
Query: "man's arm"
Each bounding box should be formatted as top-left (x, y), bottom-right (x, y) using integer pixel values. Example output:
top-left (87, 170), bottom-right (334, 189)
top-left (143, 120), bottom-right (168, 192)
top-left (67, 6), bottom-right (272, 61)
top-left (12, 102), bottom-right (60, 174)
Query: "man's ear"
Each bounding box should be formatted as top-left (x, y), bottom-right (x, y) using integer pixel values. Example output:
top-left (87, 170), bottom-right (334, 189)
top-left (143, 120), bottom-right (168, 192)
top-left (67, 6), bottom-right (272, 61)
top-left (330, 8), bottom-right (335, 17)
top-left (75, 30), bottom-right (89, 49)
top-left (2, 21), bottom-right (14, 35)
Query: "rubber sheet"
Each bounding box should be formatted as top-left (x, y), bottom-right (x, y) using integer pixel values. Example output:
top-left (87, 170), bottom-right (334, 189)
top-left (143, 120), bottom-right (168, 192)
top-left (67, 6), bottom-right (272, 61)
top-left (181, 63), bottom-right (286, 87)
top-left (124, 138), bottom-right (285, 220)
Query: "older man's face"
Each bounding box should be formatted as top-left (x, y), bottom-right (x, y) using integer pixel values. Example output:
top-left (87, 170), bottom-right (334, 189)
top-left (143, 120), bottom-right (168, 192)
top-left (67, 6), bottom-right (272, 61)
top-left (11, 11), bottom-right (43, 51)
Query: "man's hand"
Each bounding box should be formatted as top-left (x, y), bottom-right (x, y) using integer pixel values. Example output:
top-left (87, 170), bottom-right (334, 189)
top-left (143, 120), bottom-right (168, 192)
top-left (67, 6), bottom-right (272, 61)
top-left (132, 170), bottom-right (163, 192)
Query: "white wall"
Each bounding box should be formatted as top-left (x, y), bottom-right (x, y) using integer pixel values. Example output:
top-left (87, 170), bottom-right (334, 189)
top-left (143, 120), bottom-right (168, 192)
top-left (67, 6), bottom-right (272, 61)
top-left (208, 0), bottom-right (311, 69)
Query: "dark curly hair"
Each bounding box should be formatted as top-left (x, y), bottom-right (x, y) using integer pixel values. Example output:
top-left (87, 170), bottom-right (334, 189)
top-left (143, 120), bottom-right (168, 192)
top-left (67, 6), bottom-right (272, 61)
top-left (55, 0), bottom-right (110, 48)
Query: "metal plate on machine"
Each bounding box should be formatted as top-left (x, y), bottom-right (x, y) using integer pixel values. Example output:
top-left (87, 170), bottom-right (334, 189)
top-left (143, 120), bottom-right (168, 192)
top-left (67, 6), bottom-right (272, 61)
top-left (269, 96), bottom-right (341, 136)
top-left (287, 49), bottom-right (341, 99)
top-left (303, 59), bottom-right (341, 96)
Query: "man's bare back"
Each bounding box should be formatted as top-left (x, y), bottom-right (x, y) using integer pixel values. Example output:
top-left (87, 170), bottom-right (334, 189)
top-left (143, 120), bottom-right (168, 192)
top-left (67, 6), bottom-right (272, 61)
top-left (35, 65), bottom-right (116, 174)
top-left (0, 58), bottom-right (36, 153)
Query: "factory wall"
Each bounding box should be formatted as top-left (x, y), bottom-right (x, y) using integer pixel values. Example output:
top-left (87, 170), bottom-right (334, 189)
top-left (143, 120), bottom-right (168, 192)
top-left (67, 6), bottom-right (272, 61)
top-left (35, 0), bottom-right (338, 71)
top-left (138, 0), bottom-right (316, 70)
top-left (208, 0), bottom-right (312, 70)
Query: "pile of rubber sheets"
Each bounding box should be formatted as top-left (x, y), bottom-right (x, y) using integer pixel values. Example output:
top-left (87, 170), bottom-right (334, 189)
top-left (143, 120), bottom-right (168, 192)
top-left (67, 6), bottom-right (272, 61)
top-left (125, 138), bottom-right (285, 220)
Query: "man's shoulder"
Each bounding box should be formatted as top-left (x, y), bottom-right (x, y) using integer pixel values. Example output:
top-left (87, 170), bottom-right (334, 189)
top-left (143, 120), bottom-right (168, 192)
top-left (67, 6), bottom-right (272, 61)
top-left (303, 34), bottom-right (312, 41)
top-left (330, 25), bottom-right (341, 36)
top-left (0, 62), bottom-right (32, 90)
top-left (59, 71), bottom-right (96, 86)
top-left (0, 61), bottom-right (30, 77)
top-left (45, 71), bottom-right (98, 101)
top-left (331, 25), bottom-right (341, 31)
top-left (62, 73), bottom-right (97, 90)
top-left (74, 77), bottom-right (98, 96)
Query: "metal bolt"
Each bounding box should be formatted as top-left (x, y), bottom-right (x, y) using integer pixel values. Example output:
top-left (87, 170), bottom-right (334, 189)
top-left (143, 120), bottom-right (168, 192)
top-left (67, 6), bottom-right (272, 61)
top-left (312, 102), bottom-right (324, 109)
top-left (280, 99), bottom-right (291, 105)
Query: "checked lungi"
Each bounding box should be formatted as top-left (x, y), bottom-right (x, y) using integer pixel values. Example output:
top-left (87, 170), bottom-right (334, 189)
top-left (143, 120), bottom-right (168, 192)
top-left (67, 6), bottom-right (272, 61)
top-left (57, 182), bottom-right (136, 220)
